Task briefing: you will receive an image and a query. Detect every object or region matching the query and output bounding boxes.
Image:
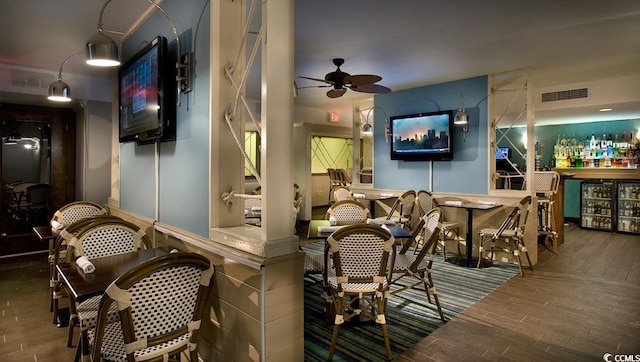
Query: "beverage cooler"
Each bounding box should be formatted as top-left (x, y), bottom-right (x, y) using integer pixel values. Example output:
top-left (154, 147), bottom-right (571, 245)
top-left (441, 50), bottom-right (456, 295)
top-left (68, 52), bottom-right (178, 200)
top-left (617, 180), bottom-right (640, 234)
top-left (580, 181), bottom-right (614, 231)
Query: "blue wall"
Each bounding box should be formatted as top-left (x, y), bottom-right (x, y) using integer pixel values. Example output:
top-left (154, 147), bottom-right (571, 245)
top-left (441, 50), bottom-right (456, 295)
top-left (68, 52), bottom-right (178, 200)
top-left (120, 0), bottom-right (211, 236)
top-left (373, 76), bottom-right (489, 195)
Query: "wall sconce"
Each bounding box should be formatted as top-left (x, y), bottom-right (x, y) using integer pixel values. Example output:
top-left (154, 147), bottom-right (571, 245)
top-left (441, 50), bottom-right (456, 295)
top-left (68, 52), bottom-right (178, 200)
top-left (454, 92), bottom-right (469, 141)
top-left (359, 106), bottom-right (390, 142)
top-left (86, 0), bottom-right (191, 97)
top-left (48, 52), bottom-right (84, 102)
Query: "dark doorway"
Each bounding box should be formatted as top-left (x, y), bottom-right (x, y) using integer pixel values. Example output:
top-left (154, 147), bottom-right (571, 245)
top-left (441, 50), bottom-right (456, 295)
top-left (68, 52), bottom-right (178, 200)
top-left (0, 103), bottom-right (76, 256)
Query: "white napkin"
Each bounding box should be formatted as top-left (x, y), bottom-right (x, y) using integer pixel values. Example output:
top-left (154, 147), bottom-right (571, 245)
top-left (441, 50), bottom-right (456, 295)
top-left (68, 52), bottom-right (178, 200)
top-left (366, 218), bottom-right (396, 226)
top-left (444, 200), bottom-right (463, 206)
top-left (318, 225), bottom-right (343, 234)
top-left (251, 206), bottom-right (262, 212)
top-left (380, 193), bottom-right (394, 197)
top-left (328, 216), bottom-right (337, 226)
top-left (478, 200), bottom-right (497, 206)
top-left (76, 256), bottom-right (95, 274)
top-left (352, 193), bottom-right (366, 199)
top-left (51, 220), bottom-right (64, 230)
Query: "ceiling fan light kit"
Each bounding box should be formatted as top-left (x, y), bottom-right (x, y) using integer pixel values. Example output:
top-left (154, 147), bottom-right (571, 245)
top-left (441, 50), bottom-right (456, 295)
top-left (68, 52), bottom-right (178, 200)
top-left (299, 58), bottom-right (391, 98)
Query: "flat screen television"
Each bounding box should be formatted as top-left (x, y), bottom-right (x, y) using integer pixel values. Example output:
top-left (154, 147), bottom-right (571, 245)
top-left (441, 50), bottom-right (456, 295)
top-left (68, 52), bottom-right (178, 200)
top-left (495, 147), bottom-right (511, 160)
top-left (118, 36), bottom-right (176, 144)
top-left (390, 110), bottom-right (454, 161)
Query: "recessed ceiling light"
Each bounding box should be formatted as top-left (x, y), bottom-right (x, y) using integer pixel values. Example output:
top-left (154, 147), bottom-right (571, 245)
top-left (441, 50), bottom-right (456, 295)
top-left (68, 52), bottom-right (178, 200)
top-left (599, 108), bottom-right (613, 112)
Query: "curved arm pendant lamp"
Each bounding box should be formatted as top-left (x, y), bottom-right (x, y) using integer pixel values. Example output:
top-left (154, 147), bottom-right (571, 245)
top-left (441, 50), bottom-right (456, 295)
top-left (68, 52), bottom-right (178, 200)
top-left (48, 52), bottom-right (84, 102)
top-left (86, 0), bottom-right (191, 96)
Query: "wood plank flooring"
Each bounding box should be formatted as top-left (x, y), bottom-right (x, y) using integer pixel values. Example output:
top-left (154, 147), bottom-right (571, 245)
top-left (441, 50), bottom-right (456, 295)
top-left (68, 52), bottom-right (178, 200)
top-left (398, 223), bottom-right (640, 361)
top-left (1, 222), bottom-right (638, 361)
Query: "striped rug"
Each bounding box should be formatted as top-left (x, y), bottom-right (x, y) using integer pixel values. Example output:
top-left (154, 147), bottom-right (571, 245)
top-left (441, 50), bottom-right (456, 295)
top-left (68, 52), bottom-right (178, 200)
top-left (301, 241), bottom-right (520, 361)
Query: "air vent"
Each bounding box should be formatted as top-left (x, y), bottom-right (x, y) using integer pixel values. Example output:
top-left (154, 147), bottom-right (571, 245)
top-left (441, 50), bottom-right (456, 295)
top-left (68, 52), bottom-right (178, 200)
top-left (540, 88), bottom-right (589, 103)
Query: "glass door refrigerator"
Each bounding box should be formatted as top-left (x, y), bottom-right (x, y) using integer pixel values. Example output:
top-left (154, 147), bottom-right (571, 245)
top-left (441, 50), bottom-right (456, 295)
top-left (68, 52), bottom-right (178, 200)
top-left (580, 180), bottom-right (614, 231)
top-left (617, 180), bottom-right (640, 234)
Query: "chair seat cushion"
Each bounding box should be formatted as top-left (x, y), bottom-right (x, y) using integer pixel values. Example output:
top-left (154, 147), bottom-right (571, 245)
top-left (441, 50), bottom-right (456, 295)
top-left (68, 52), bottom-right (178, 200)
top-left (391, 254), bottom-right (428, 273)
top-left (77, 296), bottom-right (119, 330)
top-left (327, 277), bottom-right (388, 293)
top-left (90, 322), bottom-right (189, 362)
top-left (478, 228), bottom-right (517, 238)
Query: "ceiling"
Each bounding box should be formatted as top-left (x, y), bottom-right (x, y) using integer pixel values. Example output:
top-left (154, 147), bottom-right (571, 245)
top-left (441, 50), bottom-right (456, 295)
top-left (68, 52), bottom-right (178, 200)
top-left (1, 0), bottom-right (640, 125)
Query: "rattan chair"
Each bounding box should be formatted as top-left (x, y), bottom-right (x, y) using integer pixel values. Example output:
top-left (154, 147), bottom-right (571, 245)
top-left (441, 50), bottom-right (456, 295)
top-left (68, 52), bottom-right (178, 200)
top-left (61, 219), bottom-right (152, 358)
top-left (325, 224), bottom-right (395, 360)
top-left (332, 186), bottom-right (353, 202)
top-left (48, 201), bottom-right (109, 271)
top-left (416, 190), bottom-right (463, 260)
top-left (534, 171), bottom-right (560, 254)
top-left (325, 199), bottom-right (371, 225)
top-left (50, 215), bottom-right (123, 324)
top-left (477, 195), bottom-right (533, 276)
top-left (388, 208), bottom-right (446, 321)
top-left (378, 190), bottom-right (416, 231)
top-left (89, 252), bottom-right (215, 362)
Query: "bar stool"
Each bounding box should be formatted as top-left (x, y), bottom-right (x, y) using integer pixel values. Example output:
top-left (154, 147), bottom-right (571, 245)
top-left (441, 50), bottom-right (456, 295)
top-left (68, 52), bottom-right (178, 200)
top-left (534, 171), bottom-right (560, 254)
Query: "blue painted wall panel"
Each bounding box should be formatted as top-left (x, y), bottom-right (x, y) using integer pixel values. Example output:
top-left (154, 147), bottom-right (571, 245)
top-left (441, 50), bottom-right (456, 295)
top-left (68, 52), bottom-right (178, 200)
top-left (373, 76), bottom-right (489, 194)
top-left (119, 0), bottom-right (210, 236)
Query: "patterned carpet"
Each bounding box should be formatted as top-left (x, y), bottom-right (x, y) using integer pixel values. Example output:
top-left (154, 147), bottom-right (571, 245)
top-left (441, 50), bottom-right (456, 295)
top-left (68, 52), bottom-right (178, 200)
top-left (301, 241), bottom-right (520, 361)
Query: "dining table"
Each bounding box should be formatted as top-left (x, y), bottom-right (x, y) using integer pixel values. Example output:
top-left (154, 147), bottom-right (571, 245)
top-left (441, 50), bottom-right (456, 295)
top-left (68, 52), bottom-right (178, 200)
top-left (306, 219), bottom-right (411, 240)
top-left (352, 193), bottom-right (396, 219)
top-left (439, 201), bottom-right (502, 268)
top-left (55, 247), bottom-right (169, 359)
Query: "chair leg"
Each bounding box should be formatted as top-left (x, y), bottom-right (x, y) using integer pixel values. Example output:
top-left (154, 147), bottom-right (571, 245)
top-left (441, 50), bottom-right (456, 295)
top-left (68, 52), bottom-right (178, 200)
top-left (328, 296), bottom-right (344, 360)
top-left (424, 271), bottom-right (446, 322)
top-left (376, 297), bottom-right (392, 361)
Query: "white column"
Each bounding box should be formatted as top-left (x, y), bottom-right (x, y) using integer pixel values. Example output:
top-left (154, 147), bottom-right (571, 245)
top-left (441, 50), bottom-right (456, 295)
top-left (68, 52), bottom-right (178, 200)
top-left (260, 0), bottom-right (295, 243)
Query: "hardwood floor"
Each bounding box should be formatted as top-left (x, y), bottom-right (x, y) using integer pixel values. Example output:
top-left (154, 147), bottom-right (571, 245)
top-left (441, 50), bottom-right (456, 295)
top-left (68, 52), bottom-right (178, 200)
top-left (398, 223), bottom-right (640, 361)
top-left (1, 222), bottom-right (638, 361)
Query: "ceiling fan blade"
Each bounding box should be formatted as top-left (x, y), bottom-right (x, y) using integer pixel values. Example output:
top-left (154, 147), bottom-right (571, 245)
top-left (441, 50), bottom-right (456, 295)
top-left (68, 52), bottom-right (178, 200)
top-left (327, 88), bottom-right (347, 98)
top-left (298, 76), bottom-right (333, 85)
top-left (349, 83), bottom-right (392, 94)
top-left (344, 74), bottom-right (382, 86)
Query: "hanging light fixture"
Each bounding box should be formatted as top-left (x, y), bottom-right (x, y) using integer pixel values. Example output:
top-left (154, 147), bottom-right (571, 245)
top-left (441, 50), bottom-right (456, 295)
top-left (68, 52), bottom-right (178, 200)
top-left (48, 52), bottom-right (84, 102)
top-left (86, 0), bottom-right (191, 96)
top-left (454, 92), bottom-right (470, 140)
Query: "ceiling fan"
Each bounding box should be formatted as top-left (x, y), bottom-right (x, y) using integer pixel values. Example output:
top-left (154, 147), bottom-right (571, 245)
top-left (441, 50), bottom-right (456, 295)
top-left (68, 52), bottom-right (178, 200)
top-left (298, 58), bottom-right (391, 98)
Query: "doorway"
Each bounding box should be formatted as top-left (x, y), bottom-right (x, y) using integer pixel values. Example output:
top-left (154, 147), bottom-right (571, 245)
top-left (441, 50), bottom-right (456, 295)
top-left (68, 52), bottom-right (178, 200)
top-left (0, 103), bottom-right (76, 256)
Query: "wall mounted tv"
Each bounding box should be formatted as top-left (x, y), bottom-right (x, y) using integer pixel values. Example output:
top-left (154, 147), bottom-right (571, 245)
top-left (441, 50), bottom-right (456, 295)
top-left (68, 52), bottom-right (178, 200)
top-left (390, 110), bottom-right (454, 161)
top-left (118, 36), bottom-right (176, 144)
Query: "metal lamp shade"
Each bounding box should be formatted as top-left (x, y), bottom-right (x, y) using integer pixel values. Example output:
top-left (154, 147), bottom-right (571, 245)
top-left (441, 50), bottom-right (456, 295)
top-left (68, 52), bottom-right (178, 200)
top-left (47, 80), bottom-right (72, 102)
top-left (362, 122), bottom-right (373, 134)
top-left (86, 32), bottom-right (120, 67)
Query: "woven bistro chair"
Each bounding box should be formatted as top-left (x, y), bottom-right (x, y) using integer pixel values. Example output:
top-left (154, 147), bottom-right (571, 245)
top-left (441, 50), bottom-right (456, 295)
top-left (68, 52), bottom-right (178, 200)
top-left (332, 186), bottom-right (353, 202)
top-left (416, 190), bottom-right (463, 260)
top-left (50, 215), bottom-right (123, 324)
top-left (47, 201), bottom-right (109, 289)
top-left (477, 195), bottom-right (533, 276)
top-left (378, 190), bottom-right (416, 231)
top-left (534, 171), bottom-right (560, 254)
top-left (89, 252), bottom-right (215, 362)
top-left (325, 199), bottom-right (371, 225)
top-left (325, 224), bottom-right (395, 360)
top-left (61, 219), bottom-right (152, 358)
top-left (388, 208), bottom-right (446, 321)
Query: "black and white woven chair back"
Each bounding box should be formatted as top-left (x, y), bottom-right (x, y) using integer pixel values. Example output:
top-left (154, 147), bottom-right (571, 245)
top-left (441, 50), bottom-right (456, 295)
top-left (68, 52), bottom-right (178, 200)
top-left (68, 221), bottom-right (150, 260)
top-left (416, 190), bottom-right (434, 217)
top-left (326, 200), bottom-right (370, 225)
top-left (52, 201), bottom-right (108, 227)
top-left (327, 224), bottom-right (394, 287)
top-left (92, 252), bottom-right (215, 362)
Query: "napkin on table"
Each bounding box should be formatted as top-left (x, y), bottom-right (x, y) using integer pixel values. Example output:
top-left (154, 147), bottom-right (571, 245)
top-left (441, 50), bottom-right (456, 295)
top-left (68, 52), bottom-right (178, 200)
top-left (51, 220), bottom-right (64, 230)
top-left (76, 256), bottom-right (95, 274)
top-left (317, 225), bottom-right (344, 234)
top-left (444, 200), bottom-right (463, 206)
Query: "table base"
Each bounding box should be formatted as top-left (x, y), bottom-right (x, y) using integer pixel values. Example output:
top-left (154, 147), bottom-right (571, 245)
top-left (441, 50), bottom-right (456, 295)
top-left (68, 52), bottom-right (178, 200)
top-left (445, 255), bottom-right (493, 269)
